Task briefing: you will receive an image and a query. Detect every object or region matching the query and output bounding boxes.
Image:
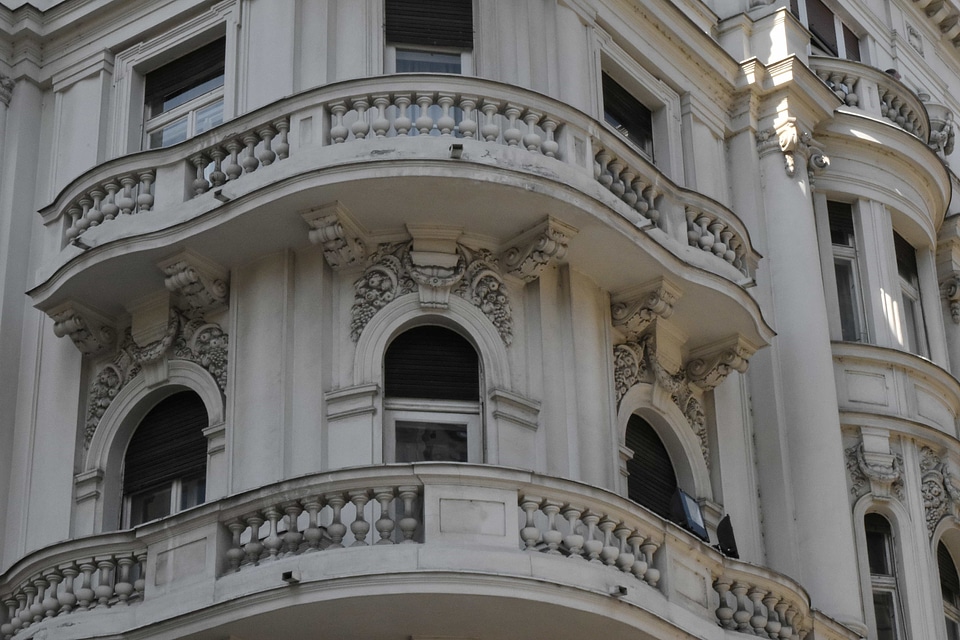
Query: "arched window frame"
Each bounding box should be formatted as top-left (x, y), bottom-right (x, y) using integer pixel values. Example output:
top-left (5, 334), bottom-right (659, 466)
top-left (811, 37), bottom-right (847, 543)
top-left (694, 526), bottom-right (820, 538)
top-left (933, 523), bottom-right (960, 640)
top-left (77, 360), bottom-right (225, 534)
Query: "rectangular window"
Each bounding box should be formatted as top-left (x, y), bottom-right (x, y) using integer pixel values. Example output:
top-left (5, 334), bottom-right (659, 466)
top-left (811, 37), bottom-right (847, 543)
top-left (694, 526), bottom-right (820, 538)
top-left (828, 202), bottom-right (865, 342)
top-left (384, 402), bottom-right (481, 463)
top-left (385, 0), bottom-right (473, 73)
top-left (602, 72), bottom-right (654, 160)
top-left (894, 232), bottom-right (928, 357)
top-left (790, 0), bottom-right (861, 60)
top-left (143, 38), bottom-right (226, 149)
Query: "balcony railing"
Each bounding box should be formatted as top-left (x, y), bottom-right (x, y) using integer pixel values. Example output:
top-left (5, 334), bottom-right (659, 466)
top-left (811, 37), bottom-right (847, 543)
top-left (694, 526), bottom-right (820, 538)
top-left (41, 74), bottom-right (758, 284)
top-left (810, 57), bottom-right (931, 143)
top-left (0, 464), bottom-right (857, 640)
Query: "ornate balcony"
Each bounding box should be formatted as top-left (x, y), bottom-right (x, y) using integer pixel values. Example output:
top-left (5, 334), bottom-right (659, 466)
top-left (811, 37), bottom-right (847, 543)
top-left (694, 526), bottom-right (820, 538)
top-left (0, 464), bottom-right (858, 640)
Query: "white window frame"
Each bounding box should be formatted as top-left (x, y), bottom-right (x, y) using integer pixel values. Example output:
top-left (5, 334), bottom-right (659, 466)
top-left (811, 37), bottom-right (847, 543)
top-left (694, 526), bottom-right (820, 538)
top-left (893, 233), bottom-right (929, 357)
top-left (828, 202), bottom-right (868, 343)
top-left (384, 398), bottom-right (482, 463)
top-left (794, 0), bottom-right (861, 60)
top-left (143, 69), bottom-right (225, 150)
top-left (123, 475), bottom-right (206, 528)
top-left (385, 44), bottom-right (474, 75)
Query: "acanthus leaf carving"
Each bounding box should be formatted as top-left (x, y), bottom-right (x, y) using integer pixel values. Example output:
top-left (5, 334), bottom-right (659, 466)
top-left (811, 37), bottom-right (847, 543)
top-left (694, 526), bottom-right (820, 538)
top-left (686, 337), bottom-right (756, 392)
top-left (850, 443), bottom-right (904, 500)
top-left (159, 251), bottom-right (229, 315)
top-left (501, 217), bottom-right (578, 283)
top-left (845, 445), bottom-right (869, 498)
top-left (48, 301), bottom-right (117, 356)
top-left (941, 275), bottom-right (960, 323)
top-left (303, 202), bottom-right (367, 271)
top-left (611, 280), bottom-right (681, 340)
top-left (920, 446), bottom-right (950, 537)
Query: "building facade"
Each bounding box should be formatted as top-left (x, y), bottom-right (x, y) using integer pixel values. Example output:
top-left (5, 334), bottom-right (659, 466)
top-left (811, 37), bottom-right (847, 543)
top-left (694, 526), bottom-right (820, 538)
top-left (1, 0), bottom-right (959, 638)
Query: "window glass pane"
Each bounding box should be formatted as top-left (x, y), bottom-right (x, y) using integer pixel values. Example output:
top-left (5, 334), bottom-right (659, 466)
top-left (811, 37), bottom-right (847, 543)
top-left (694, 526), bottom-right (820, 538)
top-left (396, 49), bottom-right (462, 73)
top-left (947, 618), bottom-right (960, 640)
top-left (901, 293), bottom-right (922, 354)
top-left (865, 515), bottom-right (892, 575)
top-left (894, 232), bottom-right (919, 284)
top-left (396, 421), bottom-right (468, 462)
top-left (843, 24), bottom-right (861, 61)
top-left (195, 99), bottom-right (224, 134)
top-left (154, 73), bottom-right (224, 116)
top-left (827, 202), bottom-right (855, 246)
top-left (148, 117), bottom-right (188, 149)
top-left (834, 259), bottom-right (861, 342)
top-left (130, 486), bottom-right (172, 527)
top-left (602, 72), bottom-right (654, 160)
top-left (180, 477), bottom-right (206, 510)
top-left (873, 592), bottom-right (897, 640)
top-left (807, 0), bottom-right (839, 55)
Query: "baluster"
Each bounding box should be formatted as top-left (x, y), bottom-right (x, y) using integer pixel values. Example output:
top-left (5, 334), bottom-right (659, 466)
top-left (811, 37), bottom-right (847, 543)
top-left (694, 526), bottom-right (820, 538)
top-left (459, 96), bottom-right (478, 139)
top-left (480, 100), bottom-right (500, 142)
top-left (613, 524), bottom-right (635, 573)
top-left (644, 186), bottom-right (661, 224)
top-left (374, 487), bottom-right (396, 545)
top-left (349, 490), bottom-right (371, 546)
top-left (892, 98), bottom-right (905, 126)
top-left (41, 571), bottom-right (61, 618)
top-left (257, 126), bottom-right (277, 166)
top-left (607, 159), bottom-right (625, 198)
top-left (94, 557), bottom-right (115, 607)
top-left (696, 214), bottom-right (713, 251)
top-left (65, 205), bottom-right (82, 241)
top-left (282, 501), bottom-right (303, 555)
top-left (371, 95), bottom-right (391, 137)
top-left (732, 582), bottom-right (752, 632)
top-left (225, 520), bottom-right (247, 570)
top-left (749, 587), bottom-right (768, 634)
top-left (78, 197), bottom-right (92, 234)
top-left (243, 512), bottom-right (265, 565)
top-left (598, 517), bottom-right (620, 566)
top-left (133, 551), bottom-right (147, 602)
top-left (581, 512), bottom-right (603, 562)
top-left (75, 562), bottom-right (95, 611)
top-left (561, 505), bottom-right (584, 558)
top-left (209, 147), bottom-right (227, 187)
top-left (329, 102), bottom-right (349, 143)
top-left (782, 604), bottom-right (798, 640)
top-left (631, 177), bottom-right (649, 217)
top-left (619, 169), bottom-right (638, 208)
top-left (326, 493), bottom-right (348, 548)
top-left (437, 93), bottom-right (456, 136)
top-left (685, 207), bottom-right (700, 246)
top-left (763, 592), bottom-right (783, 638)
top-left (28, 578), bottom-right (44, 623)
top-left (731, 236), bottom-right (745, 273)
top-left (224, 139), bottom-right (243, 181)
top-left (262, 507), bottom-right (284, 560)
top-left (57, 564), bottom-right (78, 615)
top-left (522, 110), bottom-right (542, 152)
top-left (398, 486), bottom-right (420, 543)
top-left (541, 500), bottom-right (563, 554)
top-left (241, 134), bottom-right (260, 173)
top-left (87, 190), bottom-right (104, 227)
top-left (302, 496), bottom-right (325, 551)
top-left (595, 151), bottom-right (613, 189)
top-left (119, 176), bottom-right (137, 215)
top-left (1, 597), bottom-right (17, 638)
top-left (394, 94), bottom-right (413, 136)
top-left (541, 117), bottom-right (559, 158)
top-left (714, 577), bottom-right (736, 629)
top-left (102, 182), bottom-right (119, 221)
top-left (274, 118), bottom-right (290, 159)
top-left (519, 496), bottom-right (541, 550)
top-left (190, 154), bottom-right (210, 196)
top-left (137, 170), bottom-right (155, 211)
top-left (114, 556), bottom-right (135, 604)
top-left (503, 105), bottom-right (522, 146)
top-left (710, 221), bottom-right (726, 257)
top-left (721, 230), bottom-right (736, 264)
top-left (640, 539), bottom-right (660, 587)
top-left (351, 98), bottom-right (370, 140)
top-left (415, 93), bottom-right (435, 135)
top-left (628, 532), bottom-right (647, 581)
top-left (11, 594), bottom-right (25, 632)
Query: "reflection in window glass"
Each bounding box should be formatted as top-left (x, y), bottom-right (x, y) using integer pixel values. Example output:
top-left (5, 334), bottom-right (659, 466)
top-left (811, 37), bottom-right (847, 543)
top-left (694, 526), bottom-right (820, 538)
top-left (195, 99), bottom-right (224, 135)
top-left (396, 49), bottom-right (462, 73)
top-left (396, 421), bottom-right (468, 462)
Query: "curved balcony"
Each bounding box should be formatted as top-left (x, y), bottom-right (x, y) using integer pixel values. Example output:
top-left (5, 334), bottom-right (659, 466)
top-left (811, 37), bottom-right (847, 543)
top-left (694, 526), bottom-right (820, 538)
top-left (0, 464), bottom-right (857, 640)
top-left (833, 342), bottom-right (960, 437)
top-left (31, 76), bottom-right (760, 312)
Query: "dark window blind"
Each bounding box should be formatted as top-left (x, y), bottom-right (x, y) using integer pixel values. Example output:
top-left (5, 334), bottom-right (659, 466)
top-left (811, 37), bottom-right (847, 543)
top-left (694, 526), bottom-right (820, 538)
top-left (941, 542), bottom-right (960, 606)
top-left (144, 38), bottom-right (225, 116)
top-left (385, 325), bottom-right (479, 401)
top-left (625, 415), bottom-right (678, 519)
top-left (602, 72), bottom-right (654, 157)
top-left (385, 0), bottom-right (473, 49)
top-left (123, 391), bottom-right (208, 495)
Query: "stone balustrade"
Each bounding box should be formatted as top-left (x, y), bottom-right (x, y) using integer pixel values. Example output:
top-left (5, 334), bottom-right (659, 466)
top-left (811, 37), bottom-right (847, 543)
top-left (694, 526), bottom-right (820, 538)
top-left (811, 57), bottom-right (930, 142)
top-left (713, 559), bottom-right (812, 639)
top-left (40, 74), bottom-right (757, 285)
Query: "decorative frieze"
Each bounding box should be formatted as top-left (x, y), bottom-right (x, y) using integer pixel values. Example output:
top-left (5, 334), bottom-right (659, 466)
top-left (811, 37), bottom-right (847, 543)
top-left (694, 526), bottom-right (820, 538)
top-left (350, 241), bottom-right (513, 345)
top-left (501, 217), bottom-right (578, 283)
top-left (611, 279), bottom-right (681, 340)
top-left (48, 301), bottom-right (117, 356)
top-left (159, 251), bottom-right (229, 315)
top-left (844, 443), bottom-right (904, 501)
top-left (303, 202), bottom-right (367, 271)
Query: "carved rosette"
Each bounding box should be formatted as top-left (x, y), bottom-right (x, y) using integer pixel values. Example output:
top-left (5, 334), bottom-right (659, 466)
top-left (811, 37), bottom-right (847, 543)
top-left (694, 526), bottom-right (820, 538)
top-left (941, 275), bottom-right (960, 323)
top-left (502, 218), bottom-right (578, 283)
top-left (303, 204), bottom-right (367, 271)
top-left (611, 281), bottom-right (680, 340)
top-left (350, 242), bottom-right (514, 345)
top-left (160, 252), bottom-right (229, 315)
top-left (49, 302), bottom-right (117, 356)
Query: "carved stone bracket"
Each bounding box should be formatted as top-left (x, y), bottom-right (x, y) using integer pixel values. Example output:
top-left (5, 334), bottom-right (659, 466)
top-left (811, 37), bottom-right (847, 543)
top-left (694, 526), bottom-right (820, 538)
top-left (757, 118), bottom-right (829, 182)
top-left (303, 202), bottom-right (367, 271)
top-left (351, 240), bottom-right (513, 345)
top-left (159, 250), bottom-right (229, 315)
top-left (501, 217), bottom-right (578, 283)
top-left (611, 279), bottom-right (682, 340)
top-left (844, 443), bottom-right (904, 501)
top-left (48, 301), bottom-right (117, 356)
top-left (941, 274), bottom-right (960, 323)
top-left (686, 336), bottom-right (757, 392)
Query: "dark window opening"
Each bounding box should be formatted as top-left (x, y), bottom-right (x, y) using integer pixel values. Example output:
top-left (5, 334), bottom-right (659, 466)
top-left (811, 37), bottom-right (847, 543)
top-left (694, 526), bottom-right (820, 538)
top-left (602, 72), bottom-right (654, 160)
top-left (625, 415), bottom-right (678, 520)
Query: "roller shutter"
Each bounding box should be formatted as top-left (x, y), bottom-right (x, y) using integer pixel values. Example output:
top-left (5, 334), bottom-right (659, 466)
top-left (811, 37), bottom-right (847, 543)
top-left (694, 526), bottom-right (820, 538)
top-left (384, 325), bottom-right (479, 401)
top-left (385, 0), bottom-right (473, 49)
top-left (625, 415), bottom-right (678, 520)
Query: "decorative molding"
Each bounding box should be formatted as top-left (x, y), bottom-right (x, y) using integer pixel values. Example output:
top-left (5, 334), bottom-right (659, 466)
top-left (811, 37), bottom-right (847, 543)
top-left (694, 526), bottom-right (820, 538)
top-left (928, 107), bottom-right (956, 159)
top-left (906, 24), bottom-right (924, 56)
top-left (303, 202), bottom-right (367, 271)
top-left (756, 118), bottom-right (829, 181)
top-left (686, 337), bottom-right (756, 391)
top-left (941, 275), bottom-right (960, 323)
top-left (610, 279), bottom-right (681, 340)
top-left (920, 446), bottom-right (953, 537)
top-left (84, 309), bottom-right (229, 446)
top-left (159, 250), bottom-right (230, 315)
top-left (48, 301), bottom-right (117, 356)
top-left (0, 74), bottom-right (13, 107)
top-left (844, 443), bottom-right (904, 500)
top-left (350, 241), bottom-right (513, 345)
top-left (501, 217), bottom-right (578, 283)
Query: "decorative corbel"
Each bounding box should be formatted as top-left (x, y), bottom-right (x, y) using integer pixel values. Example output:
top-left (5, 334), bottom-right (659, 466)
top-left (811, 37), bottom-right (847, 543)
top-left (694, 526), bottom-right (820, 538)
top-left (610, 278), bottom-right (682, 340)
top-left (502, 217), bottom-right (578, 282)
top-left (48, 301), bottom-right (117, 356)
top-left (685, 336), bottom-right (757, 391)
top-left (303, 202), bottom-right (367, 271)
top-left (942, 274), bottom-right (960, 323)
top-left (855, 444), bottom-right (903, 501)
top-left (758, 118), bottom-right (829, 181)
top-left (158, 250), bottom-right (229, 315)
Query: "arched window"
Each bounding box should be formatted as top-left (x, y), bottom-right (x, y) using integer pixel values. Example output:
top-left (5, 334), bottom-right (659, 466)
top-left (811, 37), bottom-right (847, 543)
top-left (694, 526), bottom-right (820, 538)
top-left (865, 513), bottom-right (904, 640)
top-left (122, 391), bottom-right (208, 527)
top-left (383, 325), bottom-right (481, 462)
top-left (625, 414), bottom-right (678, 520)
top-left (939, 541), bottom-right (960, 640)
